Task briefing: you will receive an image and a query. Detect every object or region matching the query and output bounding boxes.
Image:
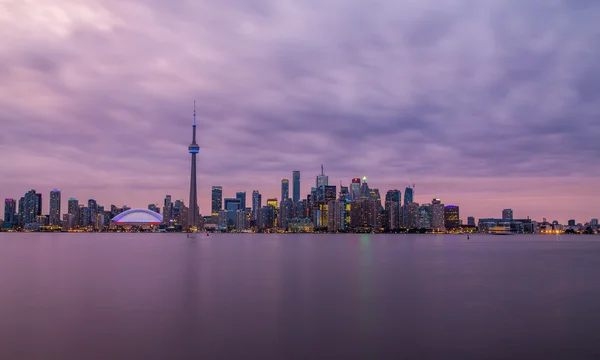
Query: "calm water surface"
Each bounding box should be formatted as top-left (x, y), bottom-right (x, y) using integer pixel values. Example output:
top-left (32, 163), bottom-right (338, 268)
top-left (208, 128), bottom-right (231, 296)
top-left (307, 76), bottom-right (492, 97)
top-left (1, 233), bottom-right (600, 359)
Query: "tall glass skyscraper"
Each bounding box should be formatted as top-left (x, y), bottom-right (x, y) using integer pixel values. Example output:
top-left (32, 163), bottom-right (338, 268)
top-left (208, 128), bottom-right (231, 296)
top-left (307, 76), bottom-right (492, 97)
top-left (292, 171), bottom-right (300, 203)
top-left (281, 178), bottom-right (289, 201)
top-left (211, 186), bottom-right (223, 216)
top-left (236, 192), bottom-right (246, 210)
top-left (252, 190), bottom-right (261, 220)
top-left (4, 198), bottom-right (16, 225)
top-left (404, 187), bottom-right (413, 205)
top-left (49, 189), bottom-right (61, 226)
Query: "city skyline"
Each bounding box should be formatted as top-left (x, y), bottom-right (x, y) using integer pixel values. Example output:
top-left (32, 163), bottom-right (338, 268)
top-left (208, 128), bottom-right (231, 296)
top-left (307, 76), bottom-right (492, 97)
top-left (1, 1), bottom-right (599, 223)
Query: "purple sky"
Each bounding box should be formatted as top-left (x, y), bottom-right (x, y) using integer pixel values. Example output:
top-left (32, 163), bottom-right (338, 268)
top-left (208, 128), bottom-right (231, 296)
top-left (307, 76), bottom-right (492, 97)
top-left (1, 0), bottom-right (599, 223)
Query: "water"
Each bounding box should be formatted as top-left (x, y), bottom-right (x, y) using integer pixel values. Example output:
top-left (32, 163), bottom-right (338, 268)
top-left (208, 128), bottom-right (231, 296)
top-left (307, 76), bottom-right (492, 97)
top-left (1, 233), bottom-right (600, 360)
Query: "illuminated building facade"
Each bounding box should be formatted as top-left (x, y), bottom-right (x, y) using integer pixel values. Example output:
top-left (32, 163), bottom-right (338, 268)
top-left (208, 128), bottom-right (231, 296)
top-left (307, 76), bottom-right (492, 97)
top-left (49, 189), bottom-right (61, 226)
top-left (211, 186), bottom-right (223, 216)
top-left (444, 205), bottom-right (460, 230)
top-left (292, 171), bottom-right (300, 203)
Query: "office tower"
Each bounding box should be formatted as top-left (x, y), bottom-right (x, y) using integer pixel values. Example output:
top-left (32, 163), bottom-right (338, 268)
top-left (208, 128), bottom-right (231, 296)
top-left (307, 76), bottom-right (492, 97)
top-left (188, 102), bottom-right (200, 230)
top-left (502, 209), bottom-right (513, 220)
top-left (148, 204), bottom-right (160, 213)
top-left (292, 171), bottom-right (300, 203)
top-left (17, 197), bottom-right (24, 227)
top-left (23, 189), bottom-right (40, 225)
top-left (267, 198), bottom-right (279, 227)
top-left (385, 190), bottom-right (401, 203)
top-left (211, 186), bottom-right (223, 216)
top-left (404, 187), bottom-right (414, 205)
top-left (467, 216), bottom-right (475, 226)
top-left (444, 205), bottom-right (460, 230)
top-left (236, 192), bottom-right (246, 210)
top-left (351, 178), bottom-right (361, 200)
top-left (4, 198), bottom-right (16, 226)
top-left (49, 189), bottom-right (61, 226)
top-left (294, 200), bottom-right (307, 219)
top-left (369, 188), bottom-right (381, 202)
top-left (418, 204), bottom-right (432, 229)
top-left (252, 190), bottom-right (261, 220)
top-left (403, 202), bottom-right (420, 229)
top-left (259, 205), bottom-right (275, 230)
top-left (88, 199), bottom-right (97, 226)
top-left (163, 195), bottom-right (172, 223)
top-left (385, 190), bottom-right (401, 230)
top-left (68, 198), bottom-right (79, 214)
top-left (431, 198), bottom-right (445, 231)
top-left (224, 198), bottom-right (241, 229)
top-left (279, 198), bottom-right (294, 230)
top-left (359, 177), bottom-right (370, 200)
top-left (316, 165), bottom-right (328, 187)
top-left (281, 178), bottom-right (290, 201)
top-left (339, 185), bottom-right (349, 201)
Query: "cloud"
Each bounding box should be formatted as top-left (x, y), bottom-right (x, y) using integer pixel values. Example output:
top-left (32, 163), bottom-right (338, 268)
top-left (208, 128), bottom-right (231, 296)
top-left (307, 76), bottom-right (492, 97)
top-left (0, 0), bottom-right (599, 222)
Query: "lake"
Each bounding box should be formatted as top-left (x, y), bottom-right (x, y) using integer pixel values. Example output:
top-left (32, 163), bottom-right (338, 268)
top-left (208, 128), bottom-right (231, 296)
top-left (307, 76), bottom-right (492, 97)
top-left (1, 233), bottom-right (599, 359)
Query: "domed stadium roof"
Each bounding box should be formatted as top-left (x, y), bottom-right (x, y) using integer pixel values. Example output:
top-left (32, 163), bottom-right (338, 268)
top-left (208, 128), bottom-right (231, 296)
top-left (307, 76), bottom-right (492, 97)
top-left (111, 208), bottom-right (163, 224)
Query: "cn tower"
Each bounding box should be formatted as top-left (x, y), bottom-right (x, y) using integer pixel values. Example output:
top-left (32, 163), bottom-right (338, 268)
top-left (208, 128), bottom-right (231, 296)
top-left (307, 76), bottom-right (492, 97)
top-left (188, 101), bottom-right (200, 230)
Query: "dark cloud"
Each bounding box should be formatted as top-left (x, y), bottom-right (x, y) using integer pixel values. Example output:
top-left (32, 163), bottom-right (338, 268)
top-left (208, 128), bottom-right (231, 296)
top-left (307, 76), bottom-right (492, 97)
top-left (0, 0), bottom-right (598, 222)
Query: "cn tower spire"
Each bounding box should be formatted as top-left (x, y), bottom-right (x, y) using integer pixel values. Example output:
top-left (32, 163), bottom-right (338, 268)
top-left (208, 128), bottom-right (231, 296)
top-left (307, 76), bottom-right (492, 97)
top-left (188, 100), bottom-right (200, 231)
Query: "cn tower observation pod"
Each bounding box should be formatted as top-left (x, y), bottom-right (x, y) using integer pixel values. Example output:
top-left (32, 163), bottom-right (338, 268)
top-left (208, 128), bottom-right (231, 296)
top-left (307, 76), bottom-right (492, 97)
top-left (111, 208), bottom-right (163, 226)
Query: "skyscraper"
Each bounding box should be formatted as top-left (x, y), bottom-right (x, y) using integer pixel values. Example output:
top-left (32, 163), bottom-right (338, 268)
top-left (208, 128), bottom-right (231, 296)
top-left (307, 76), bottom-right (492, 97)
top-left (281, 178), bottom-right (290, 201)
top-left (404, 187), bottom-right (413, 205)
top-left (188, 102), bottom-right (200, 230)
top-left (431, 198), bottom-right (445, 231)
top-left (236, 192), bottom-right (247, 210)
top-left (49, 189), bottom-right (61, 226)
top-left (351, 178), bottom-right (361, 200)
top-left (252, 190), bottom-right (261, 221)
top-left (467, 216), bottom-right (476, 226)
top-left (211, 186), bottom-right (223, 216)
top-left (316, 165), bottom-right (328, 188)
top-left (292, 171), bottom-right (300, 203)
top-left (23, 190), bottom-right (40, 225)
top-left (444, 205), bottom-right (460, 230)
top-left (88, 199), bottom-right (97, 226)
top-left (502, 209), bottom-right (513, 220)
top-left (4, 198), bottom-right (16, 226)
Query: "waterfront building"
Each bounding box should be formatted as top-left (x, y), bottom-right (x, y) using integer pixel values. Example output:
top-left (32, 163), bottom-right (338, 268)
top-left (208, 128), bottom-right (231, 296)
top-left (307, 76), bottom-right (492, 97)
top-left (316, 165), bottom-right (328, 188)
top-left (292, 171), bottom-right (301, 203)
top-left (431, 199), bottom-right (445, 231)
top-left (279, 198), bottom-right (294, 230)
top-left (17, 197), bottom-right (24, 227)
top-left (467, 216), bottom-right (476, 226)
top-left (404, 187), bottom-right (414, 205)
top-left (235, 209), bottom-right (248, 231)
top-left (88, 199), bottom-right (98, 227)
top-left (403, 202), bottom-right (420, 229)
top-left (49, 189), bottom-right (61, 226)
top-left (163, 195), bottom-right (173, 224)
top-left (251, 190), bottom-right (261, 221)
top-left (444, 205), bottom-right (460, 230)
top-left (211, 186), bottom-right (223, 216)
top-left (350, 178), bottom-right (361, 200)
top-left (23, 190), bottom-right (41, 226)
top-left (502, 209), bottom-right (513, 220)
top-left (294, 200), bottom-right (307, 218)
top-left (236, 192), bottom-right (246, 210)
top-left (259, 205), bottom-right (275, 230)
top-left (418, 204), bottom-right (432, 229)
top-left (281, 178), bottom-right (289, 201)
top-left (4, 198), bottom-right (16, 227)
top-left (224, 198), bottom-right (242, 229)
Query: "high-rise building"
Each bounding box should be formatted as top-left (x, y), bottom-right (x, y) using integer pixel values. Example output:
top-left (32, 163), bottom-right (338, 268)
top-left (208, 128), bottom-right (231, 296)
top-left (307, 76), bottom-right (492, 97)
top-left (188, 102), bottom-right (200, 230)
top-left (211, 186), bottom-right (223, 216)
top-left (292, 171), bottom-right (301, 203)
top-left (431, 198), bottom-right (445, 231)
top-left (444, 205), bottom-right (460, 230)
top-left (502, 209), bottom-right (513, 220)
top-left (467, 216), bottom-right (476, 226)
top-left (359, 177), bottom-right (370, 200)
top-left (404, 187), bottom-right (413, 205)
top-left (316, 165), bottom-right (328, 188)
top-left (49, 189), bottom-right (61, 226)
top-left (350, 178), bottom-right (361, 200)
top-left (385, 190), bottom-right (401, 231)
top-left (592, 219), bottom-right (599, 227)
top-left (568, 219), bottom-right (576, 227)
top-left (236, 192), bottom-right (246, 210)
top-left (4, 198), bottom-right (16, 226)
top-left (23, 190), bottom-right (41, 225)
top-left (279, 198), bottom-right (294, 230)
top-left (224, 198), bottom-right (241, 229)
top-left (351, 178), bottom-right (361, 200)
top-left (17, 197), bottom-right (24, 227)
top-left (163, 195), bottom-right (173, 224)
top-left (252, 190), bottom-right (262, 221)
top-left (88, 199), bottom-right (97, 226)
top-left (148, 204), bottom-right (160, 213)
top-left (385, 190), bottom-right (401, 203)
top-left (281, 178), bottom-right (290, 201)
